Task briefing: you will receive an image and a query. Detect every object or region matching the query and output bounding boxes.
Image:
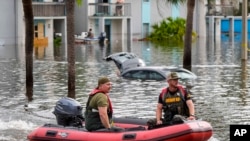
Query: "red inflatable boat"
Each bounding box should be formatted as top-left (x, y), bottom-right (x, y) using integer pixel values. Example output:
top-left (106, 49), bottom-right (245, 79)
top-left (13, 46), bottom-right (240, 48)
top-left (28, 97), bottom-right (212, 141)
top-left (27, 117), bottom-right (212, 141)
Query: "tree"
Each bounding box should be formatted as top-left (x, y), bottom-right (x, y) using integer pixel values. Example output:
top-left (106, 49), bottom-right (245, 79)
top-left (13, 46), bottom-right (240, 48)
top-left (22, 0), bottom-right (34, 102)
top-left (183, 0), bottom-right (195, 71)
top-left (160, 0), bottom-right (194, 71)
top-left (66, 0), bottom-right (76, 98)
top-left (148, 17), bottom-right (187, 45)
top-left (161, 0), bottom-right (186, 5)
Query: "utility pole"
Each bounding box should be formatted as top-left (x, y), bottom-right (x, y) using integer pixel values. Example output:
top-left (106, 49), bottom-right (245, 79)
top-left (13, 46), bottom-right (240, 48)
top-left (242, 0), bottom-right (248, 60)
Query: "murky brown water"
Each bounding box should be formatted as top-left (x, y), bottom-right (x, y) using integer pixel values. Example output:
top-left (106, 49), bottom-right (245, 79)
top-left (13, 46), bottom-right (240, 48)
top-left (0, 37), bottom-right (249, 141)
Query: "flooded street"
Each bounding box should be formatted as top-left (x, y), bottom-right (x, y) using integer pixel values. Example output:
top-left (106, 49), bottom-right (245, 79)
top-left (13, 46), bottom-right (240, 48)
top-left (0, 37), bottom-right (249, 141)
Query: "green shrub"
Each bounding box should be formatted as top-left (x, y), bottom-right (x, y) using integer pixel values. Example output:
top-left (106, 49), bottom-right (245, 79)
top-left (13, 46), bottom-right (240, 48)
top-left (147, 17), bottom-right (196, 46)
top-left (54, 36), bottom-right (61, 47)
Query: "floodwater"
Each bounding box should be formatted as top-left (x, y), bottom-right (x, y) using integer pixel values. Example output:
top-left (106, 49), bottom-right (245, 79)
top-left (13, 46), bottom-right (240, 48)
top-left (0, 37), bottom-right (249, 141)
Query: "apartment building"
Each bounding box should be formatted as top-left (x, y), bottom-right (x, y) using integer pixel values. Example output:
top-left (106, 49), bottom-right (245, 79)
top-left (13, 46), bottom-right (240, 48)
top-left (0, 0), bottom-right (20, 46)
top-left (74, 0), bottom-right (191, 40)
top-left (0, 0), bottom-right (66, 47)
top-left (74, 0), bottom-right (132, 50)
top-left (0, 0), bottom-right (206, 46)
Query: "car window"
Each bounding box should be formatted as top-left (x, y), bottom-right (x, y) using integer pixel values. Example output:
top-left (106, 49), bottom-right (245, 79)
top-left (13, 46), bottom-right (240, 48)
top-left (148, 71), bottom-right (165, 81)
top-left (122, 70), bottom-right (147, 80)
top-left (122, 70), bottom-right (165, 81)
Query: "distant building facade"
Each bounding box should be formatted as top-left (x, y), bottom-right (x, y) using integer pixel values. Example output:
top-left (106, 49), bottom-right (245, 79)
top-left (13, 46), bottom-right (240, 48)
top-left (0, 0), bottom-right (66, 46)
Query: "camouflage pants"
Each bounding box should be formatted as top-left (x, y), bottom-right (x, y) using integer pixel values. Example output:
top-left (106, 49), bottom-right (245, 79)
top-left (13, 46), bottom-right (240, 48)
top-left (147, 115), bottom-right (185, 130)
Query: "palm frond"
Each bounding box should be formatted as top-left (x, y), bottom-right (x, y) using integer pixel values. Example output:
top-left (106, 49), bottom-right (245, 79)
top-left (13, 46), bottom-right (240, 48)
top-left (162, 0), bottom-right (186, 6)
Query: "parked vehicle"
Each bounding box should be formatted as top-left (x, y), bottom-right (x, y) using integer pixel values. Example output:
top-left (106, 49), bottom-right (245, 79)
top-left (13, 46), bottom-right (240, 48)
top-left (104, 52), bottom-right (197, 83)
top-left (120, 66), bottom-right (197, 81)
top-left (104, 52), bottom-right (145, 72)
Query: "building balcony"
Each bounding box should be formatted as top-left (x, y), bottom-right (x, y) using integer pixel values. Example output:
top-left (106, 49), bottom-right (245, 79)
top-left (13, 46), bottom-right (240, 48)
top-left (88, 3), bottom-right (131, 17)
top-left (32, 2), bottom-right (66, 17)
top-left (206, 5), bottom-right (234, 16)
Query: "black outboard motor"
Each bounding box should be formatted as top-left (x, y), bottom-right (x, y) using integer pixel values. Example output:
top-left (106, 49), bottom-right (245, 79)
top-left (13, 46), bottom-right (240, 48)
top-left (53, 97), bottom-right (84, 127)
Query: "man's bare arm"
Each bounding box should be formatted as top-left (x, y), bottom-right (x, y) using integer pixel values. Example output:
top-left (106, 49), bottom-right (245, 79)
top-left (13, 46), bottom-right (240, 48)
top-left (98, 106), bottom-right (111, 128)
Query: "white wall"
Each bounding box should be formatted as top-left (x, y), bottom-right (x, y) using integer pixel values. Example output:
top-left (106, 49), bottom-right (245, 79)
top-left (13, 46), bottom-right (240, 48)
top-left (131, 0), bottom-right (188, 39)
top-left (195, 0), bottom-right (207, 37)
top-left (131, 0), bottom-right (142, 37)
top-left (74, 0), bottom-right (88, 34)
top-left (16, 0), bottom-right (25, 46)
top-left (0, 0), bottom-right (18, 45)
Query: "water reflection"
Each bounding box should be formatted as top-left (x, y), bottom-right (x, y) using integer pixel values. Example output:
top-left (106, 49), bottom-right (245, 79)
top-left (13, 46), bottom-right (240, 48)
top-left (0, 37), bottom-right (250, 141)
top-left (54, 44), bottom-right (64, 61)
top-left (240, 60), bottom-right (248, 106)
top-left (34, 46), bottom-right (45, 59)
top-left (241, 60), bottom-right (247, 90)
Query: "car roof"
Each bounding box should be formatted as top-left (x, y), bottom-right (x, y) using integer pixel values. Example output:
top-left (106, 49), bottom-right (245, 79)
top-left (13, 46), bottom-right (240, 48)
top-left (122, 66), bottom-right (179, 71)
top-left (104, 52), bottom-right (146, 71)
top-left (104, 52), bottom-right (138, 63)
top-left (121, 66), bottom-right (197, 79)
top-left (121, 58), bottom-right (145, 71)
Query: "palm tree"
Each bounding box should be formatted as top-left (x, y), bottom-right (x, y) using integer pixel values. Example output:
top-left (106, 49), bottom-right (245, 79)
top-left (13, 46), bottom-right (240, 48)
top-left (66, 0), bottom-right (76, 99)
top-left (22, 0), bottom-right (34, 101)
top-left (66, 0), bottom-right (82, 99)
top-left (161, 0), bottom-right (186, 4)
top-left (183, 0), bottom-right (195, 71)
top-left (161, 0), bottom-right (195, 71)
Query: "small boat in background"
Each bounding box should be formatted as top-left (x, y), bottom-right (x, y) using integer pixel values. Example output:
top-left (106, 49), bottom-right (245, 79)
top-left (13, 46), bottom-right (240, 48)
top-left (75, 32), bottom-right (99, 43)
top-left (75, 32), bottom-right (108, 44)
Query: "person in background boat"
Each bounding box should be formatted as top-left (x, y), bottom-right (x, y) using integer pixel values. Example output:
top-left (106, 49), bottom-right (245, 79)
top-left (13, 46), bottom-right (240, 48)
top-left (98, 31), bottom-right (106, 46)
top-left (148, 72), bottom-right (195, 129)
top-left (87, 28), bottom-right (94, 38)
top-left (115, 0), bottom-right (124, 16)
top-left (85, 77), bottom-right (123, 132)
